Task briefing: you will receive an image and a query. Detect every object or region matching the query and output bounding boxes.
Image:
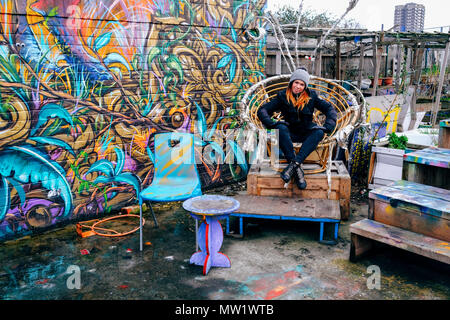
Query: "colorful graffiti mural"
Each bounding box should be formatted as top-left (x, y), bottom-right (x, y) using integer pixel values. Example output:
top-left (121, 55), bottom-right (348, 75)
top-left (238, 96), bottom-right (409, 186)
top-left (0, 0), bottom-right (267, 240)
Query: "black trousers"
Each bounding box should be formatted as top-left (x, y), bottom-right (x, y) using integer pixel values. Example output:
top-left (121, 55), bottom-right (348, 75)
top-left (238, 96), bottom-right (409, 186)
top-left (275, 123), bottom-right (324, 164)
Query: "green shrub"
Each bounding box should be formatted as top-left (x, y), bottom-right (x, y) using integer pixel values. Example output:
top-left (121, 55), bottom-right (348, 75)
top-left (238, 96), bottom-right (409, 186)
top-left (387, 132), bottom-right (408, 150)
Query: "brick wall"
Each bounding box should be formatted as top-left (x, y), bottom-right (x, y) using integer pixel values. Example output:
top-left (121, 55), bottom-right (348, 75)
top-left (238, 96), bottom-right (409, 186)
top-left (0, 0), bottom-right (267, 240)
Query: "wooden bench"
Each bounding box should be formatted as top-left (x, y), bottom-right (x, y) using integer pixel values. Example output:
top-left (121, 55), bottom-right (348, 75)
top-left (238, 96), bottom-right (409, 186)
top-left (402, 147), bottom-right (450, 189)
top-left (225, 194), bottom-right (341, 245)
top-left (350, 219), bottom-right (450, 264)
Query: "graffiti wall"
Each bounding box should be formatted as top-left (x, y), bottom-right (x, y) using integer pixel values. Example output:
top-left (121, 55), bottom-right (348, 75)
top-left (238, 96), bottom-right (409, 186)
top-left (0, 0), bottom-right (267, 240)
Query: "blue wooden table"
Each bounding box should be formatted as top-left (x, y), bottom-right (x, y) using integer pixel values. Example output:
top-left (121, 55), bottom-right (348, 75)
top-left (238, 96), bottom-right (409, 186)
top-left (183, 195), bottom-right (240, 275)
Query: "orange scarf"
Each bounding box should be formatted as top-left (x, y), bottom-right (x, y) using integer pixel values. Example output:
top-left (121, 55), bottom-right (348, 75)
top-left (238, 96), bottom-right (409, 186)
top-left (286, 88), bottom-right (310, 111)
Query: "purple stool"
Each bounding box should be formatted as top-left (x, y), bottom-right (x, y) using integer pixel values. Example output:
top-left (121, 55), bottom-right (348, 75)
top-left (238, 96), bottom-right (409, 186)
top-left (183, 195), bottom-right (240, 275)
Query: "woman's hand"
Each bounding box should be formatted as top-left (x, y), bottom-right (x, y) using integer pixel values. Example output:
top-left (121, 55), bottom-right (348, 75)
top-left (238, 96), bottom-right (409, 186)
top-left (272, 121), bottom-right (290, 128)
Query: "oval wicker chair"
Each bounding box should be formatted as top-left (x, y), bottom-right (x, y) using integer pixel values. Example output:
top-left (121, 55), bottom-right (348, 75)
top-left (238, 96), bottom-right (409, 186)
top-left (240, 74), bottom-right (364, 174)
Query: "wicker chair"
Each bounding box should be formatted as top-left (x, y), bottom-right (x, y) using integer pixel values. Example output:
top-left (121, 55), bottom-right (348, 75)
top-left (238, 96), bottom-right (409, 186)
top-left (240, 75), bottom-right (364, 174)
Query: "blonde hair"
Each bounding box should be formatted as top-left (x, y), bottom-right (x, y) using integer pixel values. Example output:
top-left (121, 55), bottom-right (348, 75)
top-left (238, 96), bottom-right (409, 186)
top-left (286, 87), bottom-right (310, 110)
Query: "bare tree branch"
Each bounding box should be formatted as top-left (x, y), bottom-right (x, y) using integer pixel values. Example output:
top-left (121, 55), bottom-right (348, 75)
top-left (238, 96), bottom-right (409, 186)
top-left (268, 11), bottom-right (296, 72)
top-left (295, 0), bottom-right (305, 68)
top-left (260, 15), bottom-right (293, 73)
top-left (312, 0), bottom-right (360, 71)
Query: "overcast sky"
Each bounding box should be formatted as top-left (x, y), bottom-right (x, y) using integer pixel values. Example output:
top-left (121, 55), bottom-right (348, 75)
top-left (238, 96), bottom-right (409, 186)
top-left (266, 0), bottom-right (450, 32)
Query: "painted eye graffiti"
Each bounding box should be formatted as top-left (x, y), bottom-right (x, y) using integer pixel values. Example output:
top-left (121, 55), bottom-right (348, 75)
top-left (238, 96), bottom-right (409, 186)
top-left (171, 111), bottom-right (185, 128)
top-left (25, 206), bottom-right (53, 228)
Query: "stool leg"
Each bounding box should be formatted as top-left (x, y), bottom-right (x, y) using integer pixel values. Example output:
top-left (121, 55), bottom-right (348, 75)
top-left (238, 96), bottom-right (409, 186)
top-left (239, 217), bottom-right (243, 236)
top-left (195, 219), bottom-right (199, 252)
top-left (334, 223), bottom-right (339, 240)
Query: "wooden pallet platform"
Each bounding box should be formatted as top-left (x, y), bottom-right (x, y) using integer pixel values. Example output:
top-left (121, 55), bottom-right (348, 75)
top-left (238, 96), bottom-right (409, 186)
top-left (369, 180), bottom-right (450, 242)
top-left (247, 161), bottom-right (351, 220)
top-left (350, 219), bottom-right (450, 265)
top-left (225, 194), bottom-right (341, 244)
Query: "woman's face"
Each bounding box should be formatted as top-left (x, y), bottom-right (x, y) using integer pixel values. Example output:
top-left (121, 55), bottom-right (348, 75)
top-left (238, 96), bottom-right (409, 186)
top-left (291, 80), bottom-right (306, 95)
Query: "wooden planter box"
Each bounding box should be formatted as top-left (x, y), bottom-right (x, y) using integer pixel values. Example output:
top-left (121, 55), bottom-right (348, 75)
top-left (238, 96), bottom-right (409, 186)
top-left (247, 160), bottom-right (351, 220)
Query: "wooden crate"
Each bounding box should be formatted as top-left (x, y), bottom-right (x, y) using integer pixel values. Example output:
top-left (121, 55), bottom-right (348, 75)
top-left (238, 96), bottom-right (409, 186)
top-left (369, 180), bottom-right (450, 242)
top-left (402, 147), bottom-right (450, 190)
top-left (247, 161), bottom-right (351, 220)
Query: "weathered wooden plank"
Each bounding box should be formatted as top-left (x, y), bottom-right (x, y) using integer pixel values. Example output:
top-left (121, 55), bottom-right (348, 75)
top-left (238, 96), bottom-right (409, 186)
top-left (292, 189), bottom-right (339, 200)
top-left (257, 176), bottom-right (341, 190)
top-left (259, 188), bottom-right (293, 198)
top-left (350, 219), bottom-right (450, 265)
top-left (232, 194), bottom-right (340, 220)
top-left (246, 168), bottom-right (258, 195)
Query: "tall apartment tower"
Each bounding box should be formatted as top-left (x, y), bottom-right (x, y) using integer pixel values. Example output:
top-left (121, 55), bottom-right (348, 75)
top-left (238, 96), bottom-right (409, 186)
top-left (394, 3), bottom-right (425, 32)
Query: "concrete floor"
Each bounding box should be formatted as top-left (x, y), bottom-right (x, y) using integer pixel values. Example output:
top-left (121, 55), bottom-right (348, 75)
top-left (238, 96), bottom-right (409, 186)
top-left (1, 185), bottom-right (449, 300)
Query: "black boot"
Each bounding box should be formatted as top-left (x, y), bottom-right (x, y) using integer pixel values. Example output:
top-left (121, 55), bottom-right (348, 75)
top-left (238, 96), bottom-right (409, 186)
top-left (280, 160), bottom-right (297, 183)
top-left (294, 163), bottom-right (307, 190)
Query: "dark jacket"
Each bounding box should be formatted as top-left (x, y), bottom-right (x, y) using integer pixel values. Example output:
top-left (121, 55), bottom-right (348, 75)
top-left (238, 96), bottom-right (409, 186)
top-left (257, 88), bottom-right (337, 134)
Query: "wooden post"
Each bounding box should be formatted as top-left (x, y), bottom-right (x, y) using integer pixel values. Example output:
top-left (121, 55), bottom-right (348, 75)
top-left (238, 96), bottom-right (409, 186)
top-left (336, 40), bottom-right (341, 80)
top-left (384, 44), bottom-right (389, 79)
top-left (395, 44), bottom-right (403, 92)
top-left (371, 35), bottom-right (383, 96)
top-left (408, 43), bottom-right (425, 130)
top-left (412, 43), bottom-right (425, 84)
top-left (314, 48), bottom-right (322, 77)
top-left (358, 42), bottom-right (365, 89)
top-left (431, 41), bottom-right (450, 127)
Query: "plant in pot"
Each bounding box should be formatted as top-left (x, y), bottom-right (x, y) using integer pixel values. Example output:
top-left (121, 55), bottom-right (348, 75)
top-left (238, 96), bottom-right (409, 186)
top-left (383, 70), bottom-right (393, 86)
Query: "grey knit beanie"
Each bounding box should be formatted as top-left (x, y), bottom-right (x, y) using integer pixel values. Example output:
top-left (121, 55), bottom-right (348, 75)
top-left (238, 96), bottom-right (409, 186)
top-left (289, 68), bottom-right (310, 87)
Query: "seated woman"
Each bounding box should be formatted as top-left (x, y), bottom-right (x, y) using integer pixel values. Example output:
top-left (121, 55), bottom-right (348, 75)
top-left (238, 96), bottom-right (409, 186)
top-left (257, 67), bottom-right (337, 189)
